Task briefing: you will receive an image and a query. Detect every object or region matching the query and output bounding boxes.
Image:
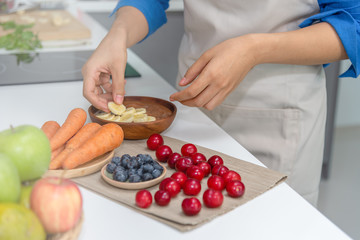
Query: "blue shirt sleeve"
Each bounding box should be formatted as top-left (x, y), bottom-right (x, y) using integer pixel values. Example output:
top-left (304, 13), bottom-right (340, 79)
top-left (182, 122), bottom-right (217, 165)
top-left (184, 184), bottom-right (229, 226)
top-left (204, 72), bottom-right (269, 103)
top-left (110, 0), bottom-right (170, 40)
top-left (299, 0), bottom-right (360, 78)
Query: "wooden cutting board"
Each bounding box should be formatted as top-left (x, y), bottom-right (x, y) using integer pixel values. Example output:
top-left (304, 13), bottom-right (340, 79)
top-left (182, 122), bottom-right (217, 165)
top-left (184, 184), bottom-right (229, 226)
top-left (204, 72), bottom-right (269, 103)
top-left (0, 10), bottom-right (91, 41)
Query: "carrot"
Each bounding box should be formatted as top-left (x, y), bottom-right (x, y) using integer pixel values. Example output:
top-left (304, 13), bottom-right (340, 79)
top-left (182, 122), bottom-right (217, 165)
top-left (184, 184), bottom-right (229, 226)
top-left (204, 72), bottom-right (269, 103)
top-left (49, 122), bottom-right (101, 170)
top-left (51, 145), bottom-right (65, 162)
top-left (41, 121), bottom-right (60, 140)
top-left (50, 108), bottom-right (87, 151)
top-left (62, 123), bottom-right (124, 169)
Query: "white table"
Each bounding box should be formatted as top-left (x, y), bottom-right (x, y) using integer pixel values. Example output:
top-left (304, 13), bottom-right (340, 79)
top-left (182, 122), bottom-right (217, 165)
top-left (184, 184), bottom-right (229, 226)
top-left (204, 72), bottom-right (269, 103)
top-left (0, 9), bottom-right (350, 240)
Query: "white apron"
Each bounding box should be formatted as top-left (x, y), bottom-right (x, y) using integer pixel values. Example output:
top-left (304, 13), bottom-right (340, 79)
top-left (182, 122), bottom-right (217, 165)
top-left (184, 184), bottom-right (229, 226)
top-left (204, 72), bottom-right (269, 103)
top-left (177, 0), bottom-right (326, 205)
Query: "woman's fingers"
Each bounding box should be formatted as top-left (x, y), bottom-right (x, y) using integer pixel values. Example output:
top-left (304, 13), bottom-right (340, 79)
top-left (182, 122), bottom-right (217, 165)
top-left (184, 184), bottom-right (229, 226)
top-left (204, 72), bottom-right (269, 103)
top-left (110, 52), bottom-right (127, 105)
top-left (178, 52), bottom-right (211, 87)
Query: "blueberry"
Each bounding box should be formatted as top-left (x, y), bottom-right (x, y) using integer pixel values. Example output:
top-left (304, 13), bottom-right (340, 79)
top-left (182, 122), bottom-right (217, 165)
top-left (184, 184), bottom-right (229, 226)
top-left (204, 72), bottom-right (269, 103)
top-left (143, 163), bottom-right (154, 173)
top-left (152, 169), bottom-right (162, 178)
top-left (111, 156), bottom-right (121, 166)
top-left (114, 168), bottom-right (128, 179)
top-left (128, 174), bottom-right (142, 183)
top-left (128, 168), bottom-right (137, 175)
top-left (143, 154), bottom-right (153, 163)
top-left (113, 171), bottom-right (128, 182)
top-left (121, 155), bottom-right (131, 168)
top-left (142, 172), bottom-right (153, 181)
top-left (106, 163), bottom-right (117, 174)
top-left (121, 154), bottom-right (131, 159)
top-left (127, 158), bottom-right (139, 169)
top-left (114, 166), bottom-right (126, 172)
top-left (136, 154), bottom-right (145, 160)
top-left (153, 162), bottom-right (163, 171)
top-left (136, 167), bottom-right (144, 176)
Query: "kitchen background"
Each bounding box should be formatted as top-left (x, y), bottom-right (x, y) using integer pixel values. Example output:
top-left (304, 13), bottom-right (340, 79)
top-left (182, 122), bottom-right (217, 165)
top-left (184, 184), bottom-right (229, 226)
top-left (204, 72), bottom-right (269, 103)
top-left (88, 4), bottom-right (360, 239)
top-left (1, 0), bottom-right (359, 238)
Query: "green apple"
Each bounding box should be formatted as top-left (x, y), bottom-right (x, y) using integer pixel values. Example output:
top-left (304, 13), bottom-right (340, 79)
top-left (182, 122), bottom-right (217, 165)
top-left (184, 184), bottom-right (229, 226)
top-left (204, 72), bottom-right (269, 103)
top-left (19, 183), bottom-right (34, 208)
top-left (0, 125), bottom-right (51, 181)
top-left (0, 153), bottom-right (21, 203)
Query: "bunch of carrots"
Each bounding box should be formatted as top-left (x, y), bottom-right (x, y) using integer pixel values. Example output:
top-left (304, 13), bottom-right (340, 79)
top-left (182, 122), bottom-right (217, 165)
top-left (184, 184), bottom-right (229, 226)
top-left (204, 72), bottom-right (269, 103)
top-left (41, 108), bottom-right (124, 170)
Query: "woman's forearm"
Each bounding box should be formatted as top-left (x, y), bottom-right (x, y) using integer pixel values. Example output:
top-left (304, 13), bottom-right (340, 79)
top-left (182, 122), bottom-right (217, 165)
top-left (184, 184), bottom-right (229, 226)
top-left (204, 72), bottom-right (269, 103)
top-left (109, 6), bottom-right (149, 48)
top-left (252, 22), bottom-right (348, 66)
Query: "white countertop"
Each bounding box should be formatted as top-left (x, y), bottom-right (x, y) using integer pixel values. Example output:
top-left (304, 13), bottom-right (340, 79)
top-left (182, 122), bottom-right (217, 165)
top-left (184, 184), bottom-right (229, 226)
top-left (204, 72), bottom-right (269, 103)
top-left (0, 7), bottom-right (350, 240)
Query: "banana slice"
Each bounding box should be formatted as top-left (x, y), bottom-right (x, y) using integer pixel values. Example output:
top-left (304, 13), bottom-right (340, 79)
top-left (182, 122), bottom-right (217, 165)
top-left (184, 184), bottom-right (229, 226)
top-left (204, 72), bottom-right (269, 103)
top-left (147, 116), bottom-right (156, 122)
top-left (108, 102), bottom-right (126, 115)
top-left (122, 107), bottom-right (136, 116)
top-left (103, 114), bottom-right (117, 121)
top-left (112, 115), bottom-right (122, 122)
top-left (133, 113), bottom-right (148, 123)
top-left (135, 108), bottom-right (146, 114)
top-left (96, 112), bottom-right (112, 119)
top-left (119, 114), bottom-right (134, 123)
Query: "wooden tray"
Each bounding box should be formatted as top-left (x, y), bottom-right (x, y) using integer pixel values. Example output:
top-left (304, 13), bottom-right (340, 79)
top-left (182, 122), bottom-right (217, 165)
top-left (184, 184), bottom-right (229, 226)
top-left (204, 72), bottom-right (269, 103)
top-left (0, 10), bottom-right (91, 41)
top-left (44, 151), bottom-right (114, 179)
top-left (101, 163), bottom-right (167, 190)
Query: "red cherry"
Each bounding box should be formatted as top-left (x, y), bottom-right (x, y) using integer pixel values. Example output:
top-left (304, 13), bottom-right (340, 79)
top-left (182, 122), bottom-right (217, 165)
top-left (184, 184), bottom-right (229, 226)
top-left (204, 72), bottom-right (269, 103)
top-left (183, 178), bottom-right (202, 196)
top-left (154, 190), bottom-right (171, 206)
top-left (181, 143), bottom-right (197, 157)
top-left (223, 170), bottom-right (241, 185)
top-left (159, 177), bottom-right (173, 190)
top-left (167, 152), bottom-right (181, 169)
top-left (186, 165), bottom-right (205, 181)
top-left (211, 165), bottom-right (229, 176)
top-left (207, 155), bottom-right (224, 167)
top-left (135, 190), bottom-right (152, 208)
top-left (162, 179), bottom-right (181, 198)
top-left (191, 152), bottom-right (206, 165)
top-left (203, 189), bottom-right (223, 208)
top-left (197, 161), bottom-right (211, 177)
top-left (147, 134), bottom-right (164, 150)
top-left (182, 198), bottom-right (202, 216)
top-left (207, 175), bottom-right (225, 191)
top-left (226, 180), bottom-right (245, 198)
top-left (156, 145), bottom-right (173, 162)
top-left (175, 157), bottom-right (193, 172)
top-left (171, 171), bottom-right (188, 188)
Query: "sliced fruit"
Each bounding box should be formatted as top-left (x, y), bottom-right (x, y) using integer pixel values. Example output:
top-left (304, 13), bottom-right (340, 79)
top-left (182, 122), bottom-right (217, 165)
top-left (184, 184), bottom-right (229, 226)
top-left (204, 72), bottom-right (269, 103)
top-left (122, 107), bottom-right (136, 116)
top-left (119, 114), bottom-right (134, 123)
top-left (108, 102), bottom-right (126, 115)
top-left (147, 116), bottom-right (156, 122)
top-left (134, 113), bottom-right (148, 123)
top-left (112, 115), bottom-right (122, 122)
top-left (135, 108), bottom-right (146, 114)
top-left (108, 114), bottom-right (119, 121)
top-left (95, 112), bottom-right (112, 119)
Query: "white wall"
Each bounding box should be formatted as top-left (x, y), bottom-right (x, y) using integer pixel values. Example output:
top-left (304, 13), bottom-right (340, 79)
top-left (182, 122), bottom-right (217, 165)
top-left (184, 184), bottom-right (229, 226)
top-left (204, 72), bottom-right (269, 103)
top-left (335, 60), bottom-right (360, 127)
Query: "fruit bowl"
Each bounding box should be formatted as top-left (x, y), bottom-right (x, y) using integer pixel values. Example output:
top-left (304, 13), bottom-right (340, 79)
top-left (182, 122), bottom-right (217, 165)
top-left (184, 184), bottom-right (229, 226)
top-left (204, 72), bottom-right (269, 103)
top-left (88, 96), bottom-right (177, 140)
top-left (101, 163), bottom-right (167, 190)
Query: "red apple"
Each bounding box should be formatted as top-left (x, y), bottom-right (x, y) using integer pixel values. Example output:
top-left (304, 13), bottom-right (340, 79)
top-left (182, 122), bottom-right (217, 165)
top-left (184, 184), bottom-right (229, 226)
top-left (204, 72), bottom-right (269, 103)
top-left (30, 177), bottom-right (82, 234)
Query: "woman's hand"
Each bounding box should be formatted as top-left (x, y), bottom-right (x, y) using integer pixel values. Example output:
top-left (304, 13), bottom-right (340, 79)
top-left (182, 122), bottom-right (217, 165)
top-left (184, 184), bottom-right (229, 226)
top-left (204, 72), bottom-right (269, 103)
top-left (82, 6), bottom-right (149, 112)
top-left (82, 29), bottom-right (127, 112)
top-left (170, 35), bottom-right (258, 110)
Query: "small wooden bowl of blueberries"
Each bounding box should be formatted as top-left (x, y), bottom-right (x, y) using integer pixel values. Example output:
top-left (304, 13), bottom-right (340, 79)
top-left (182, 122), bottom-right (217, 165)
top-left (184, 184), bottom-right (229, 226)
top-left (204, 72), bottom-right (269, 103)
top-left (101, 153), bottom-right (166, 189)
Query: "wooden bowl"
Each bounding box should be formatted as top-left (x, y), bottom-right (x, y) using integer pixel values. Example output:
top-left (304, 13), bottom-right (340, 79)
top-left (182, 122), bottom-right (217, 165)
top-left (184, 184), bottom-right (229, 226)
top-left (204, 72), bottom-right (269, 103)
top-left (88, 96), bottom-right (177, 140)
top-left (101, 163), bottom-right (167, 190)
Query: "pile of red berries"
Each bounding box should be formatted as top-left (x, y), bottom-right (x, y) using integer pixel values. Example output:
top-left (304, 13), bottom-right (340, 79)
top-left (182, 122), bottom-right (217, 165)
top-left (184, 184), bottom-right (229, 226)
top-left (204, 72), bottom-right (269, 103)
top-left (135, 134), bottom-right (245, 216)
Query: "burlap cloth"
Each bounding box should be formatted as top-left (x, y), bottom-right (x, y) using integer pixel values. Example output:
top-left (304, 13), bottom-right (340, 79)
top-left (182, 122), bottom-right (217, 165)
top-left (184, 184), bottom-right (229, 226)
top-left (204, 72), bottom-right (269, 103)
top-left (73, 136), bottom-right (286, 232)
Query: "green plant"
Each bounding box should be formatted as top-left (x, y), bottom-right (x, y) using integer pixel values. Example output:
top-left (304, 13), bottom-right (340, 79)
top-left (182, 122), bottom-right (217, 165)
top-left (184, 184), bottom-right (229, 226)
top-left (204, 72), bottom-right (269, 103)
top-left (0, 21), bottom-right (42, 51)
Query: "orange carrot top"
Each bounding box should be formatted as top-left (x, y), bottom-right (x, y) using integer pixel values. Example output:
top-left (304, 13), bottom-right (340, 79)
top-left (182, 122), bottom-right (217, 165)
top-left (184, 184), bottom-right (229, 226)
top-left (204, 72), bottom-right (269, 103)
top-left (50, 108), bottom-right (87, 151)
top-left (41, 121), bottom-right (60, 140)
